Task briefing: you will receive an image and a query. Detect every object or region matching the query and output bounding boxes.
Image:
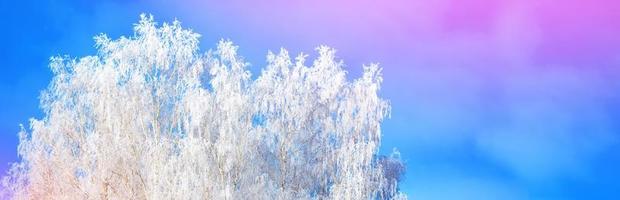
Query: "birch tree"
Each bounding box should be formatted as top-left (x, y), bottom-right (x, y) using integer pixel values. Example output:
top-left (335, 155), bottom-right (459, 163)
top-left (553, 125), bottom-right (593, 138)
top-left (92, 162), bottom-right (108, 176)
top-left (1, 14), bottom-right (406, 200)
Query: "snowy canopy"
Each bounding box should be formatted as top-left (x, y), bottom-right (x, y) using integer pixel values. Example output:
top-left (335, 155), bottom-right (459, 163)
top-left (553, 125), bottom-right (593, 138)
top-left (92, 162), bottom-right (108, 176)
top-left (2, 14), bottom-right (405, 200)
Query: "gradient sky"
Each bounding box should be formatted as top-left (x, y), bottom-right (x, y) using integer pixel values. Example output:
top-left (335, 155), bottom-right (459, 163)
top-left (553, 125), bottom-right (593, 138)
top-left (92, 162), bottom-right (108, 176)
top-left (1, 0), bottom-right (620, 199)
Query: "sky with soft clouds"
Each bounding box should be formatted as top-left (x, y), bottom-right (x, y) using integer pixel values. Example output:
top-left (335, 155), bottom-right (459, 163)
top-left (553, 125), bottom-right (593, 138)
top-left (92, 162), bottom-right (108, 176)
top-left (1, 0), bottom-right (619, 199)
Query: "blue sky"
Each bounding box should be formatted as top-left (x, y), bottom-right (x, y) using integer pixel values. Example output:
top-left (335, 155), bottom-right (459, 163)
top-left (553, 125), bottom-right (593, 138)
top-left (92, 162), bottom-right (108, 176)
top-left (1, 0), bottom-right (620, 199)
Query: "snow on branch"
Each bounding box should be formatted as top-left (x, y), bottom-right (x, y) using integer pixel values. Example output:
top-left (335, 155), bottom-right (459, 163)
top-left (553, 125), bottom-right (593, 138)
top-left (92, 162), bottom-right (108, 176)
top-left (1, 14), bottom-right (406, 200)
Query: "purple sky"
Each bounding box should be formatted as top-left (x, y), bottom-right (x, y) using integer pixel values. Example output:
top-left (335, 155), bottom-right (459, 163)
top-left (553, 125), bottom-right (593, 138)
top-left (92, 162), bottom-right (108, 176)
top-left (1, 0), bottom-right (620, 198)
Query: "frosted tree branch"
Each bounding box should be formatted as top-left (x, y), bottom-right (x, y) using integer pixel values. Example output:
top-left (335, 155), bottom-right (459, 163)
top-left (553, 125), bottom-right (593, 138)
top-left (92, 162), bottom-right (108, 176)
top-left (1, 14), bottom-right (406, 200)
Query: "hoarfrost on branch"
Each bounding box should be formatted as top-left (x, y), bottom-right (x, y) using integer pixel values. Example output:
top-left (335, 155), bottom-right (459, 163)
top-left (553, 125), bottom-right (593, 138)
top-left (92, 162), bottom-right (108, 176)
top-left (2, 14), bottom-right (406, 200)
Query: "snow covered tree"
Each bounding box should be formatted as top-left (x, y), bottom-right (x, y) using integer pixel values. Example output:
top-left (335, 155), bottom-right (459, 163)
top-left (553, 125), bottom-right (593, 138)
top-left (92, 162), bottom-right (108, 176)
top-left (1, 14), bottom-right (406, 200)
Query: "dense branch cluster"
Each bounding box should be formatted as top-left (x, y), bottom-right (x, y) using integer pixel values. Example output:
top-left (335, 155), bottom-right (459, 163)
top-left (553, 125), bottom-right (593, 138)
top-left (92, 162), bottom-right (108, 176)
top-left (2, 15), bottom-right (406, 199)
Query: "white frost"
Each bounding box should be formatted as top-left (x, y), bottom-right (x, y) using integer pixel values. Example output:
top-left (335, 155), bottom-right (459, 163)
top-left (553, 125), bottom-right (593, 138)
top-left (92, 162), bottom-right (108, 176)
top-left (1, 14), bottom-right (406, 200)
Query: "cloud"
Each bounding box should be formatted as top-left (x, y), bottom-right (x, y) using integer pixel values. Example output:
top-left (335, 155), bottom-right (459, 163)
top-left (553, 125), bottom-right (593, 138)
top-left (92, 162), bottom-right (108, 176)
top-left (475, 67), bottom-right (619, 181)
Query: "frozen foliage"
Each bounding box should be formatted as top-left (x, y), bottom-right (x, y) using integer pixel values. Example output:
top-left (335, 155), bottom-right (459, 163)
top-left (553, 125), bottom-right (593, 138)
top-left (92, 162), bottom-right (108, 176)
top-left (378, 150), bottom-right (407, 200)
top-left (1, 14), bottom-right (406, 199)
